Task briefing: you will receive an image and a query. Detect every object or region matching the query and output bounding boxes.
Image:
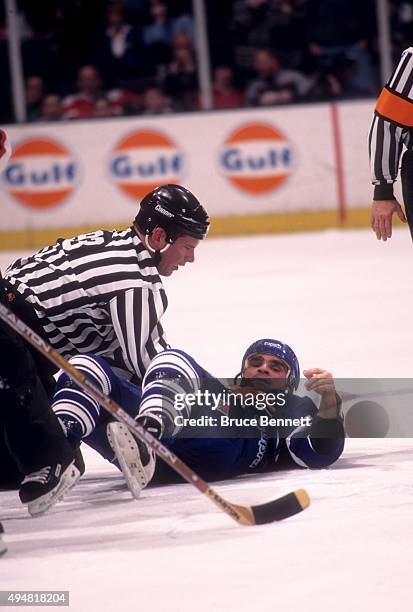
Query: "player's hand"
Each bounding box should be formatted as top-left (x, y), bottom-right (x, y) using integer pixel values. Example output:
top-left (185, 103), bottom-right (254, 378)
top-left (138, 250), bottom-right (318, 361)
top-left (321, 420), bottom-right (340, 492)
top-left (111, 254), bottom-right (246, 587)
top-left (371, 199), bottom-right (407, 241)
top-left (304, 368), bottom-right (335, 394)
top-left (303, 368), bottom-right (339, 418)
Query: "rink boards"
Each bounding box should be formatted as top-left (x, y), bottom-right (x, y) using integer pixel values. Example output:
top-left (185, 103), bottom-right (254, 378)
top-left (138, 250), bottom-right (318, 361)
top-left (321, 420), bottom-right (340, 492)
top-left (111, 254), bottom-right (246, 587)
top-left (0, 99), bottom-right (395, 251)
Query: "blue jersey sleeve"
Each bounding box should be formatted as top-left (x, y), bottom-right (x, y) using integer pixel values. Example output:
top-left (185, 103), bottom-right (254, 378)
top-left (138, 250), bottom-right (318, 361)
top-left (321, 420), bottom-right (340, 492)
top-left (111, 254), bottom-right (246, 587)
top-left (284, 396), bottom-right (345, 468)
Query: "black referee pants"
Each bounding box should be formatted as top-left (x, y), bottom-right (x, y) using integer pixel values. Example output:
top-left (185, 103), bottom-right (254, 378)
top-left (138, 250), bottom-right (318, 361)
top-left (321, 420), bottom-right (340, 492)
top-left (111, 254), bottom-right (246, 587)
top-left (0, 278), bottom-right (73, 488)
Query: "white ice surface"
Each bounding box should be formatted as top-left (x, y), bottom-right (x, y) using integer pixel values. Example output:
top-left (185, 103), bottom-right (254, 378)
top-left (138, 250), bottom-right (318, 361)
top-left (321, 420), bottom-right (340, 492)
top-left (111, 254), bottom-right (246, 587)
top-left (1, 228), bottom-right (413, 611)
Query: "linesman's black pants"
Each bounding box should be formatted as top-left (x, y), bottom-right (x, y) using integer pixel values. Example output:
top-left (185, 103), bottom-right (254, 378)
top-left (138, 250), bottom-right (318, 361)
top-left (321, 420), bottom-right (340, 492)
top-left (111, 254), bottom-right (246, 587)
top-left (0, 278), bottom-right (72, 489)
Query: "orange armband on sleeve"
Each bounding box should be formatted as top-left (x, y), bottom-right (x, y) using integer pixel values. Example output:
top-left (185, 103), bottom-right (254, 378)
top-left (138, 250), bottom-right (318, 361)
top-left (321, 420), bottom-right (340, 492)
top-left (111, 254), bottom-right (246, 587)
top-left (375, 87), bottom-right (413, 127)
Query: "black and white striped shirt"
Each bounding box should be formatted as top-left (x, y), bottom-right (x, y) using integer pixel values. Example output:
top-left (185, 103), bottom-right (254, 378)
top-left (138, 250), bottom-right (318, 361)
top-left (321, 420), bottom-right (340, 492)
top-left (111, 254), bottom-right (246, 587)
top-left (5, 228), bottom-right (168, 382)
top-left (369, 47), bottom-right (413, 200)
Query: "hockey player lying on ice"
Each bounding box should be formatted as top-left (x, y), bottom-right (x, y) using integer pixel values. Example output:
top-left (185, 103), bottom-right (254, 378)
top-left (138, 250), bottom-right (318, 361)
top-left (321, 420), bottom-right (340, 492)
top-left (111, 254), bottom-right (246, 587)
top-left (52, 338), bottom-right (345, 497)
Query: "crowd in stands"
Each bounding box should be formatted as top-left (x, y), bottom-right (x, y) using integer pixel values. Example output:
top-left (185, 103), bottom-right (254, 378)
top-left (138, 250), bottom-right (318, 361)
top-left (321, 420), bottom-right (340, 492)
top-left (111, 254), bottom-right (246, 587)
top-left (1, 0), bottom-right (412, 123)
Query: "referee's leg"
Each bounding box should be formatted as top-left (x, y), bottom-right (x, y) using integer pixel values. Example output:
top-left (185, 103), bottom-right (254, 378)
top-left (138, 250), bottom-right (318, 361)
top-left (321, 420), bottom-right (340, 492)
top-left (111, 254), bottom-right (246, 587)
top-left (0, 278), bottom-right (74, 487)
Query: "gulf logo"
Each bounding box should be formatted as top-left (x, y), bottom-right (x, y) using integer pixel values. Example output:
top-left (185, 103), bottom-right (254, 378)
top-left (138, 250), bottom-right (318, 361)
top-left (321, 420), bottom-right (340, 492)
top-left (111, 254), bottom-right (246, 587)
top-left (2, 137), bottom-right (78, 209)
top-left (220, 123), bottom-right (294, 195)
top-left (109, 129), bottom-right (184, 200)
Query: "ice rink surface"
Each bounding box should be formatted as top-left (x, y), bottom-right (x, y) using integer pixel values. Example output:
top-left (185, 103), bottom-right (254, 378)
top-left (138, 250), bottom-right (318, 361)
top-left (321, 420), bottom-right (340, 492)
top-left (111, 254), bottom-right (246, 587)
top-left (1, 227), bottom-right (413, 611)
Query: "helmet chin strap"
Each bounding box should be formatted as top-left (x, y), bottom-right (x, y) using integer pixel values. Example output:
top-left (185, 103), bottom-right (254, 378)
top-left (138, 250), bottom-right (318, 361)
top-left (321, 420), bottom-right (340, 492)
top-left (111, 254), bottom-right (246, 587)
top-left (145, 234), bottom-right (171, 254)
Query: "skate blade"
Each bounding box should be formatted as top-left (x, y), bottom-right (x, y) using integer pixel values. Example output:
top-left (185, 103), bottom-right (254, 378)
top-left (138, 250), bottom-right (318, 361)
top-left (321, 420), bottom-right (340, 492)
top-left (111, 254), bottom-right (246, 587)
top-left (107, 423), bottom-right (147, 500)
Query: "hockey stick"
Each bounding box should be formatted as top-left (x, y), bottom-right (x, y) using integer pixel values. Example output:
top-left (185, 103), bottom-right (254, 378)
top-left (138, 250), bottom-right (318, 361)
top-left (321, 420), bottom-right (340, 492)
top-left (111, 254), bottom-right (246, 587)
top-left (0, 302), bottom-right (310, 526)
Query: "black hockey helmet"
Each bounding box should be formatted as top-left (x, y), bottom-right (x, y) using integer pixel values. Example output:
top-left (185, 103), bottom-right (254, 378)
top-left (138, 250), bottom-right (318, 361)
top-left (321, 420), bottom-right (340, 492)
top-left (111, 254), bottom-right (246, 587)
top-left (134, 184), bottom-right (209, 244)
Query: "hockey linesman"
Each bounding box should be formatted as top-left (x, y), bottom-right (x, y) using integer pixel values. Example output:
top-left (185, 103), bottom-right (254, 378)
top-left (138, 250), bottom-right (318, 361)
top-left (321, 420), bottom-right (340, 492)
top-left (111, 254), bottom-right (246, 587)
top-left (50, 339), bottom-right (344, 497)
top-left (4, 184), bottom-right (209, 385)
top-left (1, 176), bottom-right (209, 511)
top-left (369, 46), bottom-right (413, 241)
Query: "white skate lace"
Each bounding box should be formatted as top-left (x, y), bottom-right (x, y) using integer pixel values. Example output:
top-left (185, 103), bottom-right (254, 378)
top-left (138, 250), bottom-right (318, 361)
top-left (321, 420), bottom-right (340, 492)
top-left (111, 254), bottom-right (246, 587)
top-left (21, 466), bottom-right (51, 485)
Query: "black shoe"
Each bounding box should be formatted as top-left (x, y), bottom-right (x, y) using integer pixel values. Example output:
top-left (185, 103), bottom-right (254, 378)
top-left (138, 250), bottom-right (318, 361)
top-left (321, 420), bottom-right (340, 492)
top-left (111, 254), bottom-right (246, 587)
top-left (19, 457), bottom-right (80, 516)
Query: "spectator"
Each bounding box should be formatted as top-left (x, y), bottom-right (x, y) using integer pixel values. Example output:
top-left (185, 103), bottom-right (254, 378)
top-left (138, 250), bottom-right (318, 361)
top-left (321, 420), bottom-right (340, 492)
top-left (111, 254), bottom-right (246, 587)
top-left (142, 1), bottom-right (195, 77)
top-left (306, 0), bottom-right (377, 95)
top-left (307, 69), bottom-right (341, 102)
top-left (21, 6), bottom-right (61, 92)
top-left (245, 48), bottom-right (310, 106)
top-left (123, 0), bottom-right (146, 19)
top-left (93, 1), bottom-right (144, 88)
top-left (62, 65), bottom-right (124, 119)
top-left (230, 0), bottom-right (280, 75)
top-left (211, 65), bottom-right (244, 110)
top-left (203, 2), bottom-right (233, 70)
top-left (141, 86), bottom-right (172, 114)
top-left (163, 33), bottom-right (198, 111)
top-left (333, 56), bottom-right (374, 98)
top-left (94, 96), bottom-right (117, 118)
top-left (142, 0), bottom-right (172, 74)
top-left (25, 76), bottom-right (44, 122)
top-left (143, 0), bottom-right (194, 47)
top-left (53, 1), bottom-right (108, 92)
top-left (268, 0), bottom-right (308, 70)
top-left (2, 0), bottom-right (394, 124)
top-left (308, 56), bottom-right (372, 102)
top-left (40, 94), bottom-right (63, 122)
top-left (142, 85), bottom-right (173, 115)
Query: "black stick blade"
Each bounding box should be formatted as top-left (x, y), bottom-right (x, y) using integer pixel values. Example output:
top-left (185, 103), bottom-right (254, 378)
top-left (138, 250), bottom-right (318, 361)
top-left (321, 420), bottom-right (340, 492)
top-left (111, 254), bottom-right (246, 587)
top-left (251, 489), bottom-right (310, 524)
